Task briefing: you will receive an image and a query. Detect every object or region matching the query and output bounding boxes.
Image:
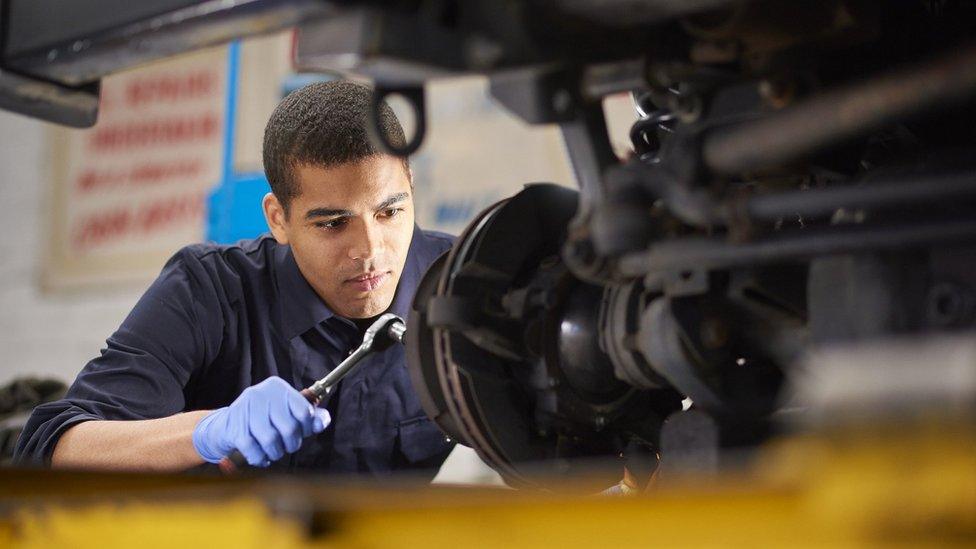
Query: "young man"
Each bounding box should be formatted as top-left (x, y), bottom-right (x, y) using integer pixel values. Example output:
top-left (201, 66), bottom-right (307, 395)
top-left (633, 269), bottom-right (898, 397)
top-left (15, 81), bottom-right (455, 476)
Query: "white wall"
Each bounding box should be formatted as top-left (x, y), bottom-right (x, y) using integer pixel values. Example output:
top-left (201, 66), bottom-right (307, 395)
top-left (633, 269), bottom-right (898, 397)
top-left (0, 111), bottom-right (145, 386)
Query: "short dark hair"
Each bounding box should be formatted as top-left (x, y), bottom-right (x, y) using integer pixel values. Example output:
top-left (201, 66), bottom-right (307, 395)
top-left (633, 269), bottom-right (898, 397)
top-left (262, 80), bottom-right (408, 214)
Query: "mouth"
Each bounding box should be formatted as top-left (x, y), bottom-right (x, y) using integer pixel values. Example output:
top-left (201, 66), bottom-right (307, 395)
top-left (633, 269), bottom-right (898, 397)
top-left (344, 271), bottom-right (391, 292)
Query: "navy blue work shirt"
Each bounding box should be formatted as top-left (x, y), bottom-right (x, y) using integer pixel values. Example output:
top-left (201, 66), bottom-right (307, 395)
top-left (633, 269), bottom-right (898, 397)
top-left (15, 225), bottom-right (455, 478)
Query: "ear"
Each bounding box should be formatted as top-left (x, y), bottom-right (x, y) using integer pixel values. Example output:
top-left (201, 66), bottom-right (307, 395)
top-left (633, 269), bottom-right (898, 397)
top-left (263, 193), bottom-right (290, 245)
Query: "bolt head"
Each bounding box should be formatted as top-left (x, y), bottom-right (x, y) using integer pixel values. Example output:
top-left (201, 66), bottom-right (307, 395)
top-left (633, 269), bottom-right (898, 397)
top-left (552, 89), bottom-right (573, 115)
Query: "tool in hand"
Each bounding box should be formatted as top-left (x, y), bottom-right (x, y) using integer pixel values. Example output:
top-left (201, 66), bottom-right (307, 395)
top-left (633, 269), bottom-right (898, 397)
top-left (218, 313), bottom-right (407, 473)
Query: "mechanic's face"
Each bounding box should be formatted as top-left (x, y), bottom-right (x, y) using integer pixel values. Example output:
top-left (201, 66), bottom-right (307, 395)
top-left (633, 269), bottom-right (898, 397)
top-left (264, 155), bottom-right (414, 319)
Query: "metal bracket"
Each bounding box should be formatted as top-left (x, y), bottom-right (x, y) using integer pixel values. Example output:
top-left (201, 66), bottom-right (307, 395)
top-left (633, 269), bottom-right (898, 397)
top-left (0, 68), bottom-right (99, 127)
top-left (369, 85), bottom-right (427, 157)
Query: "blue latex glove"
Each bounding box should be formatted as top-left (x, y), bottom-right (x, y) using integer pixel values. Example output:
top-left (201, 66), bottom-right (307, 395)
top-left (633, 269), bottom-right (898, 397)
top-left (192, 376), bottom-right (331, 467)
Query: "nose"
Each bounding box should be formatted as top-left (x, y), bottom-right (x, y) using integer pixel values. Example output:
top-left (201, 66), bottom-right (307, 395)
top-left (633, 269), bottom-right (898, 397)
top-left (347, 219), bottom-right (383, 261)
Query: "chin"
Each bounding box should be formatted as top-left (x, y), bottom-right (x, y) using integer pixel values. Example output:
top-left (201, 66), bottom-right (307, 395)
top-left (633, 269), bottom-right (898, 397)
top-left (342, 295), bottom-right (394, 319)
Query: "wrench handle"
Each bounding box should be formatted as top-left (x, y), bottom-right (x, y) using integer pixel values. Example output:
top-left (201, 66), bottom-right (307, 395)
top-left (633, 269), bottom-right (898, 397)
top-left (300, 387), bottom-right (322, 406)
top-left (217, 450), bottom-right (249, 474)
top-left (217, 315), bottom-right (404, 474)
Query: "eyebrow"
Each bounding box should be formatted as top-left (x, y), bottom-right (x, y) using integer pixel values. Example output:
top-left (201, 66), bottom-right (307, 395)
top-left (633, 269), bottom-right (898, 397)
top-left (303, 192), bottom-right (410, 221)
top-left (305, 207), bottom-right (354, 220)
top-left (375, 192), bottom-right (410, 211)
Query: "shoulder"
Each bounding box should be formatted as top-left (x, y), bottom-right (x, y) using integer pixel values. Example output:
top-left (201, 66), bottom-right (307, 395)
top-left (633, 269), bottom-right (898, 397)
top-left (417, 228), bottom-right (455, 254)
top-left (175, 234), bottom-right (278, 262)
top-left (167, 234), bottom-right (280, 273)
top-left (406, 228), bottom-right (455, 274)
top-left (154, 234), bottom-right (282, 297)
top-left (139, 235), bottom-right (283, 321)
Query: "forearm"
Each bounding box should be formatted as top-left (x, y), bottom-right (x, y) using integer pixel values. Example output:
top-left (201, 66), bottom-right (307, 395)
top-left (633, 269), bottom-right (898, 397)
top-left (50, 410), bottom-right (212, 472)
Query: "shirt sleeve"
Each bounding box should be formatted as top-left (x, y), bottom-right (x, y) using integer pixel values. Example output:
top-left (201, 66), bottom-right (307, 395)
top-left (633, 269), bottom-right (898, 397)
top-left (13, 247), bottom-right (226, 465)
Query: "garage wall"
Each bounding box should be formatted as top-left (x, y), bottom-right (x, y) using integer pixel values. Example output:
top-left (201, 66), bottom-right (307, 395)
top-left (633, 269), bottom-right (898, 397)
top-left (0, 111), bottom-right (144, 386)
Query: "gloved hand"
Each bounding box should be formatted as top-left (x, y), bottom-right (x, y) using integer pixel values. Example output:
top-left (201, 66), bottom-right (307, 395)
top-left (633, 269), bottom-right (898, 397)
top-left (192, 376), bottom-right (330, 467)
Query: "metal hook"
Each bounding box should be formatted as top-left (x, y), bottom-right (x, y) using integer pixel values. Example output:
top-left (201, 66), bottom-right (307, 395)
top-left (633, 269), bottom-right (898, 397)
top-left (369, 85), bottom-right (427, 157)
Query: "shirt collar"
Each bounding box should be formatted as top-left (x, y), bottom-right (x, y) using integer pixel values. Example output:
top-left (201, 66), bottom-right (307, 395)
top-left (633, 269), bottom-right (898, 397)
top-left (387, 223), bottom-right (426, 321)
top-left (275, 243), bottom-right (335, 340)
top-left (274, 224), bottom-right (427, 340)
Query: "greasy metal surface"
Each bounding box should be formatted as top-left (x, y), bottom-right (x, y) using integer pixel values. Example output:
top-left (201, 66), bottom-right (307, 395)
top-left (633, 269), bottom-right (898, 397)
top-left (703, 44), bottom-right (976, 175)
top-left (619, 217), bottom-right (976, 276)
top-left (410, 183), bottom-right (688, 490)
top-left (0, 69), bottom-right (99, 128)
top-left (432, 187), bottom-right (562, 487)
top-left (551, 0), bottom-right (742, 27)
top-left (744, 170), bottom-right (976, 222)
top-left (405, 254), bottom-right (465, 443)
top-left (3, 0), bottom-right (334, 86)
top-left (4, 0), bottom-right (200, 57)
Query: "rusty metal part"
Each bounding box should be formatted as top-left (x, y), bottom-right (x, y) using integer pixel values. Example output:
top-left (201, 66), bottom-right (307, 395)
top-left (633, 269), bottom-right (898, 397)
top-left (408, 184), bottom-right (681, 490)
top-left (744, 170), bottom-right (976, 222)
top-left (703, 43), bottom-right (976, 175)
top-left (619, 216), bottom-right (976, 275)
top-left (681, 0), bottom-right (868, 56)
top-left (551, 0), bottom-right (741, 27)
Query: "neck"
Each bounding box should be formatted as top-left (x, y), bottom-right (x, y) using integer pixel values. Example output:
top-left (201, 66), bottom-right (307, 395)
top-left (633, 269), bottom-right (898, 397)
top-left (352, 315), bottom-right (379, 334)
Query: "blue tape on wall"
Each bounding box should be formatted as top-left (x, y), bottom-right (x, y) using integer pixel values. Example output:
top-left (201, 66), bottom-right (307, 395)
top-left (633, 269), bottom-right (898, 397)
top-left (206, 40), bottom-right (273, 244)
top-left (207, 171), bottom-right (271, 243)
top-left (206, 47), bottom-right (338, 244)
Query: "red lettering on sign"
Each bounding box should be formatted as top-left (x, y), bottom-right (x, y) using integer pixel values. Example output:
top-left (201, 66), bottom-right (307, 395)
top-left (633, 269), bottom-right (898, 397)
top-left (72, 209), bottom-right (132, 249)
top-left (71, 192), bottom-right (206, 250)
top-left (86, 112), bottom-right (220, 153)
top-left (74, 161), bottom-right (205, 193)
top-left (128, 160), bottom-right (204, 187)
top-left (139, 193), bottom-right (205, 234)
top-left (125, 69), bottom-right (218, 107)
top-left (75, 169), bottom-right (125, 192)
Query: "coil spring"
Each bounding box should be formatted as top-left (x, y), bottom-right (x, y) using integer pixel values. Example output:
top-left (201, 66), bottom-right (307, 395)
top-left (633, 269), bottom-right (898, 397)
top-left (629, 89), bottom-right (678, 160)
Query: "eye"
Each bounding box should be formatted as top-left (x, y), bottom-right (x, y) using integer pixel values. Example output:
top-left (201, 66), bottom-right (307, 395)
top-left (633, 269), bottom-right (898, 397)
top-left (380, 207), bottom-right (404, 219)
top-left (314, 218), bottom-right (348, 230)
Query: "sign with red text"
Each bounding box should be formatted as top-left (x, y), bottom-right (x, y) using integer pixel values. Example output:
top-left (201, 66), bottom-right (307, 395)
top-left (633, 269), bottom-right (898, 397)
top-left (44, 47), bottom-right (228, 291)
